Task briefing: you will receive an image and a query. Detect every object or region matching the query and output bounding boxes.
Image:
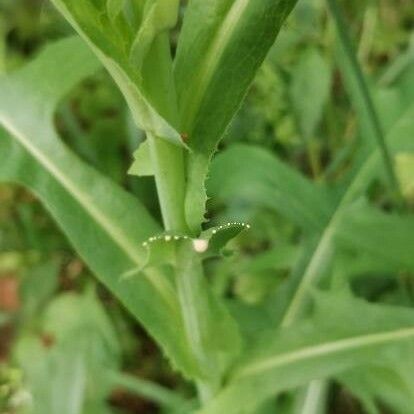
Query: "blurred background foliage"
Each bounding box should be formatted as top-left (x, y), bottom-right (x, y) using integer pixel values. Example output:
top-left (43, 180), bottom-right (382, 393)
top-left (0, 0), bottom-right (413, 413)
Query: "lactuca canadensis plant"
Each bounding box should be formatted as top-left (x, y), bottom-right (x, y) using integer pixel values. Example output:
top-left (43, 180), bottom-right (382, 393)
top-left (1, 0), bottom-right (414, 413)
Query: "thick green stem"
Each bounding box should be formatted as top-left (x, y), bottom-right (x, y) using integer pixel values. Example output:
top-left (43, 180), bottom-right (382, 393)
top-left (143, 36), bottom-right (222, 405)
top-left (327, 0), bottom-right (402, 204)
top-left (142, 35), bottom-right (189, 233)
top-left (175, 243), bottom-right (221, 403)
top-left (143, 34), bottom-right (222, 404)
top-left (147, 134), bottom-right (188, 232)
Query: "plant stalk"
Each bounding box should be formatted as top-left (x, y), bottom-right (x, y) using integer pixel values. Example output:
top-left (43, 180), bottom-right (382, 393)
top-left (143, 34), bottom-right (219, 404)
top-left (147, 134), bottom-right (188, 232)
top-left (175, 243), bottom-right (222, 404)
top-left (142, 34), bottom-right (189, 233)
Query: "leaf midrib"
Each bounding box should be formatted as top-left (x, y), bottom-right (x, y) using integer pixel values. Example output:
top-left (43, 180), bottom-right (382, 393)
top-left (0, 117), bottom-right (177, 311)
top-left (235, 325), bottom-right (414, 379)
top-left (180, 0), bottom-right (250, 131)
top-left (280, 148), bottom-right (379, 326)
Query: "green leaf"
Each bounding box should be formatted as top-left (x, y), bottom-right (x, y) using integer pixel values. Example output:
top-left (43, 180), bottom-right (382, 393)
top-left (49, 0), bottom-right (184, 147)
top-left (230, 243), bottom-right (299, 306)
top-left (396, 153), bottom-right (414, 202)
top-left (339, 356), bottom-right (414, 414)
top-left (290, 47), bottom-right (332, 140)
top-left (49, 0), bottom-right (190, 233)
top-left (130, 0), bottom-right (180, 68)
top-left (336, 203), bottom-right (414, 273)
top-left (125, 229), bottom-right (245, 385)
top-left (16, 336), bottom-right (88, 414)
top-left (15, 290), bottom-right (120, 414)
top-left (278, 103), bottom-right (414, 326)
top-left (208, 104), bottom-right (414, 406)
top-left (210, 105), bottom-right (414, 327)
top-left (198, 293), bottom-right (414, 414)
top-left (208, 144), bottom-right (333, 232)
top-left (20, 258), bottom-right (60, 320)
top-left (106, 0), bottom-right (125, 21)
top-left (174, 0), bottom-right (299, 232)
top-left (106, 370), bottom-right (192, 412)
top-left (126, 222), bottom-right (250, 274)
top-left (0, 37), bottom-right (197, 380)
top-left (201, 221), bottom-right (251, 257)
top-left (328, 0), bottom-right (400, 197)
top-left (128, 140), bottom-right (154, 176)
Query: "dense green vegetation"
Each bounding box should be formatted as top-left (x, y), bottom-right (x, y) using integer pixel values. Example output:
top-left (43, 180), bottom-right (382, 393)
top-left (0, 0), bottom-right (413, 413)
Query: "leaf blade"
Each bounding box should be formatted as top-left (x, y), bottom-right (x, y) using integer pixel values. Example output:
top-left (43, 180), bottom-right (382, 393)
top-left (174, 0), bottom-right (299, 232)
top-left (0, 37), bottom-right (197, 379)
top-left (49, 0), bottom-right (184, 147)
top-left (208, 144), bottom-right (333, 232)
top-left (199, 294), bottom-right (414, 414)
